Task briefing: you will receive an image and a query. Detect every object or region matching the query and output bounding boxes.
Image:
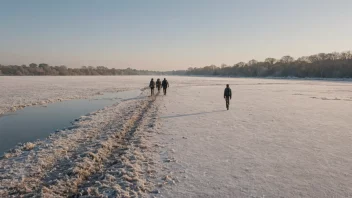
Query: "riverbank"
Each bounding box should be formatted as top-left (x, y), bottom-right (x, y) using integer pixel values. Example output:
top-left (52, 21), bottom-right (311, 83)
top-left (0, 89), bottom-right (142, 155)
top-left (0, 89), bottom-right (165, 197)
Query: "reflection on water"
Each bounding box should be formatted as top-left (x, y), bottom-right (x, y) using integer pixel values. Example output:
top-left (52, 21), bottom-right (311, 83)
top-left (0, 89), bottom-right (141, 154)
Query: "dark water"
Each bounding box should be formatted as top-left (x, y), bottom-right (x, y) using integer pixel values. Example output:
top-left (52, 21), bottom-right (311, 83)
top-left (0, 89), bottom-right (141, 155)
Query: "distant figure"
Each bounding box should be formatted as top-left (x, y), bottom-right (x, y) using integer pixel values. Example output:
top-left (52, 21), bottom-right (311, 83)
top-left (149, 78), bottom-right (155, 96)
top-left (162, 78), bottom-right (169, 95)
top-left (156, 78), bottom-right (161, 92)
top-left (224, 84), bottom-right (232, 110)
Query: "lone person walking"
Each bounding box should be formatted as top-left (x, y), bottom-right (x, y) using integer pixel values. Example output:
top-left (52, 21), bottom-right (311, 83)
top-left (224, 84), bottom-right (232, 110)
top-left (149, 78), bottom-right (155, 96)
top-left (162, 78), bottom-right (169, 95)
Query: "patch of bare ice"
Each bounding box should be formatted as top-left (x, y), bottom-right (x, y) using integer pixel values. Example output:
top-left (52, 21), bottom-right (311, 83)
top-left (0, 76), bottom-right (149, 116)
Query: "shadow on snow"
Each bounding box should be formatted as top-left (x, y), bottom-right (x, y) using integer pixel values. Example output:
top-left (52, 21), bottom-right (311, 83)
top-left (161, 110), bottom-right (226, 119)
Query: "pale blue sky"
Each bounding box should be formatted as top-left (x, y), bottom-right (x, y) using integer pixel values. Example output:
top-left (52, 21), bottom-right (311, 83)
top-left (1, 0), bottom-right (351, 70)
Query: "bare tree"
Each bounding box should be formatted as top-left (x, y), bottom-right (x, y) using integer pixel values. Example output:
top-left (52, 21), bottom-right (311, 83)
top-left (280, 55), bottom-right (294, 63)
top-left (248, 59), bottom-right (258, 66)
top-left (29, 63), bottom-right (37, 68)
top-left (265, 58), bottom-right (276, 64)
top-left (297, 56), bottom-right (309, 62)
top-left (236, 62), bottom-right (246, 67)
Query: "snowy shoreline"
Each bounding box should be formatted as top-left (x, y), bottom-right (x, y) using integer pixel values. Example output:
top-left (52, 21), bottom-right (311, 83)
top-left (0, 89), bottom-right (166, 197)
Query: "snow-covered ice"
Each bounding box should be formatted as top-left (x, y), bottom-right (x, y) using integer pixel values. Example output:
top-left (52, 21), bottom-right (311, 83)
top-left (153, 78), bottom-right (352, 198)
top-left (1, 76), bottom-right (352, 197)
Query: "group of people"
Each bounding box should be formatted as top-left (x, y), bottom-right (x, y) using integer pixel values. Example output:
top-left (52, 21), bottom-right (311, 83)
top-left (149, 78), bottom-right (169, 96)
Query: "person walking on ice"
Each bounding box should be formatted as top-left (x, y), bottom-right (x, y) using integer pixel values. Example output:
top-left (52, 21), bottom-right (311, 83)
top-left (162, 78), bottom-right (169, 95)
top-left (149, 78), bottom-right (155, 96)
top-left (224, 84), bottom-right (232, 110)
top-left (156, 78), bottom-right (161, 92)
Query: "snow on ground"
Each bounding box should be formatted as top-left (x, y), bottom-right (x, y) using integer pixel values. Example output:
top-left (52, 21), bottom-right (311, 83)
top-left (153, 78), bottom-right (352, 198)
top-left (1, 76), bottom-right (352, 197)
top-left (0, 89), bottom-right (163, 197)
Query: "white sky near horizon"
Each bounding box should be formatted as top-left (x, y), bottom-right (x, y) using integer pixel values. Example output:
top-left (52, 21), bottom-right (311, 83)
top-left (1, 0), bottom-right (352, 71)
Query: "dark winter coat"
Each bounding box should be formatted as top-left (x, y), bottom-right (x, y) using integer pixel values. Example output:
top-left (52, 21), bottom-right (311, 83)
top-left (156, 80), bottom-right (161, 87)
top-left (149, 80), bottom-right (155, 88)
top-left (162, 80), bottom-right (169, 88)
top-left (224, 87), bottom-right (232, 98)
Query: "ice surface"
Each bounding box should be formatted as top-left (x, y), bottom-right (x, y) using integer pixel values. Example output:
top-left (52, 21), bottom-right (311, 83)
top-left (152, 78), bottom-right (352, 197)
top-left (1, 76), bottom-right (352, 197)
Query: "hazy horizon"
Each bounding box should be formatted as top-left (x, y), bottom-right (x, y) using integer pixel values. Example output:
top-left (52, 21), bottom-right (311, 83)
top-left (1, 0), bottom-right (352, 71)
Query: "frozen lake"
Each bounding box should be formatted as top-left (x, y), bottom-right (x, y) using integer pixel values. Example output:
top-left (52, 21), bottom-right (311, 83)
top-left (0, 76), bottom-right (352, 197)
top-left (153, 77), bottom-right (352, 197)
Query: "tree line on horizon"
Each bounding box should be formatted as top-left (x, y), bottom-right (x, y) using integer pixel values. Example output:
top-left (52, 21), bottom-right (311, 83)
top-left (1, 51), bottom-right (352, 78)
top-left (180, 51), bottom-right (352, 78)
top-left (0, 64), bottom-right (164, 76)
